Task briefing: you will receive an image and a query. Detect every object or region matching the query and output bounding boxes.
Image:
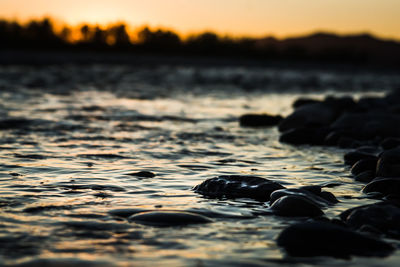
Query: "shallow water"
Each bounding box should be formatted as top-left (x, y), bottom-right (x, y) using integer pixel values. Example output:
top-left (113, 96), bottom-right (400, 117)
top-left (1, 65), bottom-right (400, 266)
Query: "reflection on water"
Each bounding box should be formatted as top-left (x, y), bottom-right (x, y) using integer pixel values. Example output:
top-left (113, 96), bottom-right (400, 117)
top-left (0, 65), bottom-right (400, 266)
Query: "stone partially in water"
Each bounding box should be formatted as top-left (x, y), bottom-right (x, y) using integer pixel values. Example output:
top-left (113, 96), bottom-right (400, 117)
top-left (277, 221), bottom-right (394, 258)
top-left (126, 171), bottom-right (156, 178)
top-left (270, 187), bottom-right (338, 207)
top-left (351, 158), bottom-right (378, 176)
top-left (239, 113), bottom-right (282, 127)
top-left (376, 147), bottom-right (400, 178)
top-left (279, 127), bottom-right (329, 146)
top-left (129, 211), bottom-right (212, 226)
top-left (354, 170), bottom-right (375, 183)
top-left (340, 202), bottom-right (400, 239)
top-left (193, 175), bottom-right (285, 201)
top-left (362, 177), bottom-right (400, 196)
top-left (270, 195), bottom-right (324, 217)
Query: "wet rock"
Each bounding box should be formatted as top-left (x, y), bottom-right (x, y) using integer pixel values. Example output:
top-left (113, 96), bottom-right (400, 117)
top-left (351, 158), bottom-right (378, 176)
top-left (0, 118), bottom-right (31, 130)
top-left (129, 211), bottom-right (212, 226)
top-left (354, 170), bottom-right (375, 183)
top-left (362, 177), bottom-right (400, 196)
top-left (279, 127), bottom-right (329, 145)
top-left (239, 113), bottom-right (282, 127)
top-left (126, 171), bottom-right (156, 178)
top-left (340, 202), bottom-right (400, 239)
top-left (278, 103), bottom-right (337, 132)
top-left (277, 221), bottom-right (394, 258)
top-left (292, 98), bottom-right (320, 109)
top-left (344, 150), bottom-right (377, 166)
top-left (193, 175), bottom-right (285, 201)
top-left (270, 187), bottom-right (337, 207)
top-left (269, 195), bottom-right (324, 217)
top-left (376, 147), bottom-right (400, 177)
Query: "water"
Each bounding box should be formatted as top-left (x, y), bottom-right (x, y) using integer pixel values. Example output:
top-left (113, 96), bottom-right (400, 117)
top-left (1, 65), bottom-right (400, 266)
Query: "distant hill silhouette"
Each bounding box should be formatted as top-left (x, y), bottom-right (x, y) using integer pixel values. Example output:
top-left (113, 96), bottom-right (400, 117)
top-left (1, 18), bottom-right (400, 67)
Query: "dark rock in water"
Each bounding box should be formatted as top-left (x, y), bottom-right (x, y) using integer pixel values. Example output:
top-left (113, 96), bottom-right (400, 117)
top-left (355, 170), bottom-right (375, 183)
top-left (279, 96), bottom-right (355, 133)
top-left (362, 177), bottom-right (400, 196)
top-left (340, 202), bottom-right (400, 239)
top-left (239, 113), bottom-right (282, 127)
top-left (277, 221), bottom-right (394, 258)
top-left (331, 112), bottom-right (400, 140)
top-left (279, 127), bottom-right (329, 145)
top-left (381, 137), bottom-right (400, 150)
top-left (376, 147), bottom-right (400, 177)
top-left (278, 103), bottom-right (337, 132)
top-left (292, 98), bottom-right (320, 109)
top-left (270, 187), bottom-right (337, 207)
top-left (351, 158), bottom-right (378, 176)
top-left (270, 195), bottom-right (324, 217)
top-left (129, 211), bottom-right (212, 226)
top-left (126, 171), bottom-right (156, 178)
top-left (344, 150), bottom-right (377, 165)
top-left (0, 118), bottom-right (31, 130)
top-left (193, 175), bottom-right (285, 201)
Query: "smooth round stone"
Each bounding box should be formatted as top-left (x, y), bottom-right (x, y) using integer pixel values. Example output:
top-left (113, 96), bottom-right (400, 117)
top-left (239, 113), bottom-right (282, 127)
top-left (193, 175), bottom-right (285, 201)
top-left (351, 158), bottom-right (378, 176)
top-left (376, 147), bottom-right (400, 177)
top-left (129, 211), bottom-right (212, 226)
top-left (270, 187), bottom-right (337, 207)
top-left (340, 202), bottom-right (400, 239)
top-left (355, 170), bottom-right (376, 183)
top-left (362, 177), bottom-right (400, 196)
top-left (270, 195), bottom-right (324, 217)
top-left (277, 221), bottom-right (394, 258)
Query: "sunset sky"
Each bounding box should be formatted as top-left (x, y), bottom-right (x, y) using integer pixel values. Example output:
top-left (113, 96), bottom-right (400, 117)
top-left (1, 0), bottom-right (399, 39)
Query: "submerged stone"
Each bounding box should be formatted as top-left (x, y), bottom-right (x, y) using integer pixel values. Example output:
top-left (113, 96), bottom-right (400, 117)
top-left (126, 171), bottom-right (156, 178)
top-left (239, 113), bottom-right (282, 127)
top-left (277, 221), bottom-right (394, 258)
top-left (270, 195), bottom-right (324, 217)
top-left (129, 211), bottom-right (212, 226)
top-left (193, 175), bottom-right (285, 201)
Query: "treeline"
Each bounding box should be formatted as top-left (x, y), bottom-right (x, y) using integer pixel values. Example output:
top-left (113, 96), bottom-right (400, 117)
top-left (2, 17), bottom-right (400, 65)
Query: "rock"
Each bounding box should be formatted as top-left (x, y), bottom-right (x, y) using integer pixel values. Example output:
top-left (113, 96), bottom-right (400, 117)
top-left (126, 171), bottom-right (156, 178)
top-left (270, 196), bottom-right (324, 217)
top-left (292, 98), bottom-right (320, 109)
top-left (277, 221), bottom-right (394, 258)
top-left (278, 103), bottom-right (337, 132)
top-left (129, 211), bottom-right (212, 226)
top-left (193, 175), bottom-right (285, 201)
top-left (376, 147), bottom-right (400, 177)
top-left (362, 177), bottom-right (400, 196)
top-left (270, 187), bottom-right (337, 207)
top-left (344, 150), bottom-right (377, 166)
top-left (279, 127), bottom-right (329, 145)
top-left (351, 158), bottom-right (378, 176)
top-left (239, 113), bottom-right (282, 127)
top-left (340, 202), bottom-right (400, 239)
top-left (355, 170), bottom-right (375, 183)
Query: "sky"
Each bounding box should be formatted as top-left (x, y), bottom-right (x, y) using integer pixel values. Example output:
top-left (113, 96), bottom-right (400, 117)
top-left (1, 0), bottom-right (399, 39)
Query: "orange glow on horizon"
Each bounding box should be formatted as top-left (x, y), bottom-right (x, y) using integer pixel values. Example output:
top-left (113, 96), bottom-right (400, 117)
top-left (1, 0), bottom-right (400, 40)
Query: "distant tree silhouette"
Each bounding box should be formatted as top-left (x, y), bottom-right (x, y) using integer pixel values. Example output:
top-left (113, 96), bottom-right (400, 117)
top-left (0, 17), bottom-right (399, 66)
